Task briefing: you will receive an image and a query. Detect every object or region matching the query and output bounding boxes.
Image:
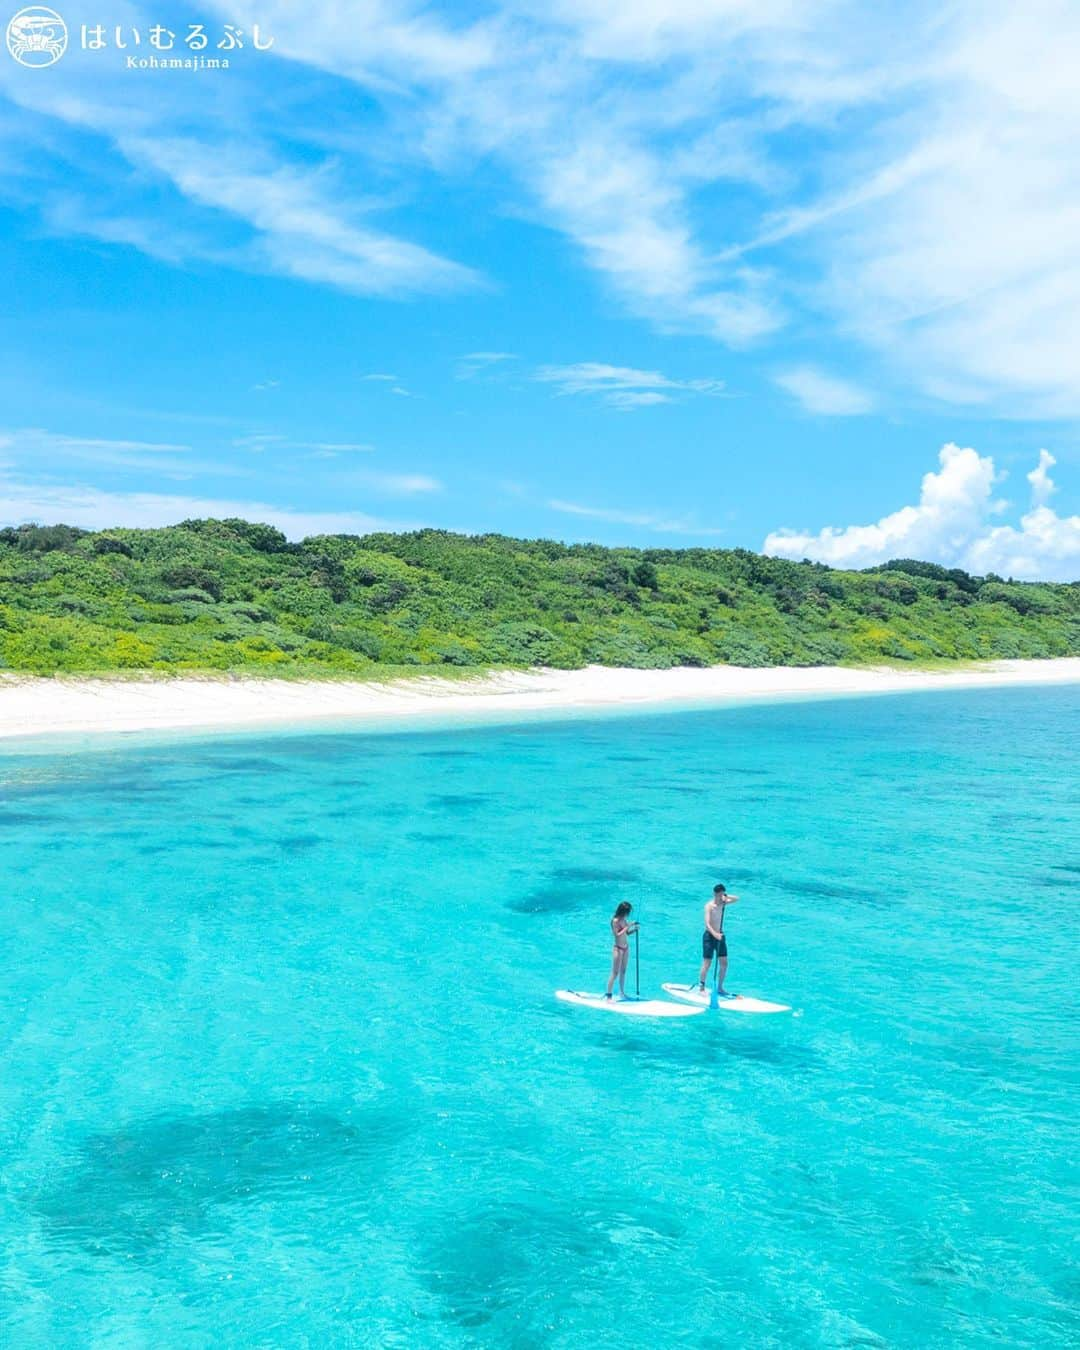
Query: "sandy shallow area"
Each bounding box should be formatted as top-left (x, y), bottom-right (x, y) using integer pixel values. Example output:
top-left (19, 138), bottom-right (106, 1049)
top-left (1, 659), bottom-right (1078, 744)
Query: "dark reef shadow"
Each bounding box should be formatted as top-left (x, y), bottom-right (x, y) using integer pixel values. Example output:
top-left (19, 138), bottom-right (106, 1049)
top-left (506, 887), bottom-right (594, 915)
top-left (276, 833), bottom-right (325, 852)
top-left (550, 866), bottom-right (641, 884)
top-left (780, 877), bottom-right (888, 907)
top-left (428, 793), bottom-right (492, 810)
top-left (587, 1027), bottom-right (819, 1075)
top-left (30, 1099), bottom-right (410, 1261)
top-left (419, 1198), bottom-right (617, 1332)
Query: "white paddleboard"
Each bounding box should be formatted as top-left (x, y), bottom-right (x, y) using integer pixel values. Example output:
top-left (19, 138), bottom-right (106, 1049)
top-left (661, 984), bottom-right (791, 1014)
top-left (555, 990), bottom-right (705, 1018)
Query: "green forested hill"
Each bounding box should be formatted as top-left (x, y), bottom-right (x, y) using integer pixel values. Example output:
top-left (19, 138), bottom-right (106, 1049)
top-left (0, 519), bottom-right (1076, 675)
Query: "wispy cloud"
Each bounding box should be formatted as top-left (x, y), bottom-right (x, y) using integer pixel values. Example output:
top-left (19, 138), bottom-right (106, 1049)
top-left (127, 135), bottom-right (482, 299)
top-left (456, 351), bottom-right (517, 380)
top-left (17, 432), bottom-right (190, 455)
top-left (353, 469), bottom-right (442, 495)
top-left (307, 443), bottom-right (377, 458)
top-left (243, 2), bottom-right (1080, 412)
top-left (231, 434), bottom-right (375, 458)
top-left (0, 427), bottom-right (240, 478)
top-left (2, 54), bottom-right (484, 302)
top-left (773, 366), bottom-right (875, 416)
top-left (764, 444), bottom-right (1080, 581)
top-left (232, 434), bottom-right (286, 454)
top-left (361, 373), bottom-right (414, 397)
top-left (536, 362), bottom-right (724, 411)
top-left (548, 498), bottom-right (723, 535)
top-left (0, 475), bottom-right (398, 540)
top-left (8, 2), bottom-right (1080, 416)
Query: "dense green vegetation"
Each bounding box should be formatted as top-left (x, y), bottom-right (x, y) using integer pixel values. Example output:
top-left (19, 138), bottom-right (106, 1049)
top-left (0, 519), bottom-right (1076, 676)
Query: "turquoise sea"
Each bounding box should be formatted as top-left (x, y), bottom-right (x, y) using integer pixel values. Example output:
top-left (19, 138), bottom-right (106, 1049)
top-left (1, 686), bottom-right (1077, 1348)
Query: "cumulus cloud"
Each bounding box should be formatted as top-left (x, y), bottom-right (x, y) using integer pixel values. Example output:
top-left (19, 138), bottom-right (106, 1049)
top-left (773, 366), bottom-right (875, 415)
top-left (536, 362), bottom-right (724, 410)
top-left (763, 444), bottom-right (1080, 581)
top-left (965, 453), bottom-right (1080, 579)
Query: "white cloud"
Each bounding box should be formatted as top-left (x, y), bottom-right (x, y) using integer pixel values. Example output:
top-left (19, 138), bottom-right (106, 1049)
top-left (206, 0), bottom-right (791, 343)
top-left (0, 477), bottom-right (395, 540)
top-left (123, 135), bottom-right (481, 299)
top-left (355, 1), bottom-right (1080, 408)
top-left (1027, 448), bottom-right (1057, 507)
top-left (232, 434), bottom-right (286, 454)
top-left (526, 138), bottom-right (780, 345)
top-left (1, 45), bottom-right (482, 302)
top-left (965, 451), bottom-right (1080, 578)
top-left (35, 434), bottom-right (189, 454)
top-left (536, 362), bottom-right (724, 410)
top-left (306, 443), bottom-right (377, 458)
top-left (773, 366), bottom-right (875, 415)
top-left (0, 427), bottom-right (245, 479)
top-left (353, 469), bottom-right (441, 495)
top-left (763, 443), bottom-right (1080, 580)
top-left (456, 351), bottom-right (518, 380)
top-left (548, 498), bottom-right (724, 535)
top-left (7, 2), bottom-right (1080, 412)
top-left (360, 373), bottom-right (414, 396)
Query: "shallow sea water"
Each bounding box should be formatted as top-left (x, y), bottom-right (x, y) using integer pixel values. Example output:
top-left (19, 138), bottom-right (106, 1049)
top-left (0, 686), bottom-right (1077, 1347)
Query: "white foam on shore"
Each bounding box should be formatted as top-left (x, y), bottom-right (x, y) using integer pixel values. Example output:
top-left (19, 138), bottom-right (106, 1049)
top-left (1, 659), bottom-right (1078, 746)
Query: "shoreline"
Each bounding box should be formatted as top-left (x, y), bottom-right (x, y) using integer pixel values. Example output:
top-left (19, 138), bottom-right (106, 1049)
top-left (1, 658), bottom-right (1078, 745)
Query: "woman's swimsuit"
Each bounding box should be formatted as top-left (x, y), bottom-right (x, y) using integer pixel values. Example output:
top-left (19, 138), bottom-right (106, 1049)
top-left (612, 918), bottom-right (629, 950)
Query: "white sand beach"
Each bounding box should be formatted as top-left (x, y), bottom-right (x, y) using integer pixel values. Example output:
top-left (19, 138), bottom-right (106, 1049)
top-left (1, 658), bottom-right (1078, 743)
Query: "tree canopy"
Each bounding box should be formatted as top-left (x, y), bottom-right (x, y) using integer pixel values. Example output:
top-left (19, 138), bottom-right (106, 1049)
top-left (0, 520), bottom-right (1075, 676)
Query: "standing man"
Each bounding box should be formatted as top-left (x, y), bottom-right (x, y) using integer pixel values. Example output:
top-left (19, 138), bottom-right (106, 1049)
top-left (698, 883), bottom-right (738, 994)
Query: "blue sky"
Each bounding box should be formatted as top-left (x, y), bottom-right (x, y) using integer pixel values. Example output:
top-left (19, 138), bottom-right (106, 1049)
top-left (1, 0), bottom-right (1078, 578)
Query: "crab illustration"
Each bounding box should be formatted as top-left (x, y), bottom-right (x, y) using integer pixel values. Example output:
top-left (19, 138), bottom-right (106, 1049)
top-left (7, 9), bottom-right (68, 67)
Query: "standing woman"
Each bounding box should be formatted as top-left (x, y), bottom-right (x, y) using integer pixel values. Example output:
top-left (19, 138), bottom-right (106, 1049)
top-left (605, 901), bottom-right (638, 1000)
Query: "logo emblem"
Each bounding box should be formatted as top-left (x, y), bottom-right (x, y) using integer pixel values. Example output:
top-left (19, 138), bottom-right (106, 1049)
top-left (7, 6), bottom-right (67, 67)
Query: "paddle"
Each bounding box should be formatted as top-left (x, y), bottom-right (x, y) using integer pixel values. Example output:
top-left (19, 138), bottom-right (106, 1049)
top-left (633, 923), bottom-right (640, 998)
top-left (710, 897), bottom-right (726, 1010)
